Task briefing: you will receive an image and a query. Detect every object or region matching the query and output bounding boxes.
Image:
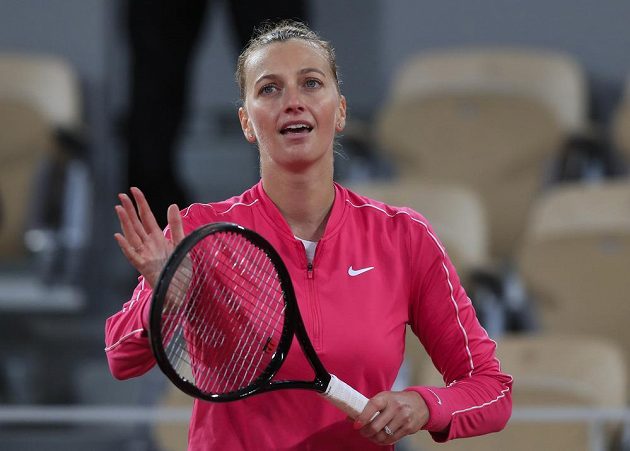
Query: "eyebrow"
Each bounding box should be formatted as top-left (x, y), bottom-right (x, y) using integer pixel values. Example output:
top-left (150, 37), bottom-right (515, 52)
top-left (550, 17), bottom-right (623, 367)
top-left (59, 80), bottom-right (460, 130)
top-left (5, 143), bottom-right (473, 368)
top-left (254, 67), bottom-right (327, 86)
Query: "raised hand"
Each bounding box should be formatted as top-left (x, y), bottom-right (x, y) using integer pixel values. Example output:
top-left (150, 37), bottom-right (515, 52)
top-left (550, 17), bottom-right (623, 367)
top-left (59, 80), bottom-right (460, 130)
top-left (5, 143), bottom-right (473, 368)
top-left (114, 187), bottom-right (185, 288)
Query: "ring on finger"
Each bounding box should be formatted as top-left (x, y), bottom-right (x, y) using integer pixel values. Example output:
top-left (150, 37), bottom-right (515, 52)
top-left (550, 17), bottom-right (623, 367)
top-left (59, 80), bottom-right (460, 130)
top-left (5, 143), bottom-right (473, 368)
top-left (384, 426), bottom-right (393, 436)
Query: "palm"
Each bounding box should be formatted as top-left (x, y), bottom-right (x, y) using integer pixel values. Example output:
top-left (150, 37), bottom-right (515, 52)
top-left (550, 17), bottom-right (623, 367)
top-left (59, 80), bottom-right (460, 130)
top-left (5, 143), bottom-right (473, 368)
top-left (114, 187), bottom-right (185, 288)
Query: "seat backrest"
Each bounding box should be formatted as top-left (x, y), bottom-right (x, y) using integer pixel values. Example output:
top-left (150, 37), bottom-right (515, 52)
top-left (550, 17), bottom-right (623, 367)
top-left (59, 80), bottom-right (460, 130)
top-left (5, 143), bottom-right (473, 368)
top-left (0, 53), bottom-right (81, 131)
top-left (348, 180), bottom-right (489, 280)
top-left (517, 180), bottom-right (630, 395)
top-left (377, 48), bottom-right (587, 262)
top-left (409, 333), bottom-right (626, 451)
top-left (612, 75), bottom-right (630, 164)
top-left (386, 48), bottom-right (587, 133)
top-left (0, 101), bottom-right (54, 259)
top-left (379, 93), bottom-right (564, 261)
top-left (495, 334), bottom-right (626, 407)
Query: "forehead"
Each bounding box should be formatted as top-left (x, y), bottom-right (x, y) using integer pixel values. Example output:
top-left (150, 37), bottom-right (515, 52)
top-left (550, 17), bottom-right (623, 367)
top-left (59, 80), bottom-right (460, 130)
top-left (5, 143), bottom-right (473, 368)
top-left (244, 39), bottom-right (331, 82)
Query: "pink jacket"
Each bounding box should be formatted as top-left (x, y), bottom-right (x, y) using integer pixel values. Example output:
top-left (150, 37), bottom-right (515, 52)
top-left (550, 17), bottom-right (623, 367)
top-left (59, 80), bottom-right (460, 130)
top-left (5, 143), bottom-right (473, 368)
top-left (105, 181), bottom-right (512, 450)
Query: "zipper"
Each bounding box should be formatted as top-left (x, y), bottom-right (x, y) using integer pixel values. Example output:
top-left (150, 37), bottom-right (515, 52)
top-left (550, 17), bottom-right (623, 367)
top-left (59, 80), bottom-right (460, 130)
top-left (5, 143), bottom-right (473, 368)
top-left (306, 261), bottom-right (321, 350)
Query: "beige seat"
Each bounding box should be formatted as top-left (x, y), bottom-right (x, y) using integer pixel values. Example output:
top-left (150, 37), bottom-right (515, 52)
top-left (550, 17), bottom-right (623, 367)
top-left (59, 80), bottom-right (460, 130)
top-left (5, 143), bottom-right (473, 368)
top-left (408, 334), bottom-right (626, 451)
top-left (612, 75), bottom-right (630, 165)
top-left (152, 385), bottom-right (193, 451)
top-left (0, 53), bottom-right (81, 132)
top-left (377, 48), bottom-right (588, 262)
top-left (384, 48), bottom-right (587, 133)
top-left (0, 53), bottom-right (90, 284)
top-left (0, 101), bottom-right (53, 259)
top-left (516, 180), bottom-right (630, 396)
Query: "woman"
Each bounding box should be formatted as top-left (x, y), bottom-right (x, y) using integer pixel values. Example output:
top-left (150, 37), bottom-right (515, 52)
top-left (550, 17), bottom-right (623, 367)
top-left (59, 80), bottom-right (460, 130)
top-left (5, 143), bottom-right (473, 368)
top-left (106, 21), bottom-right (512, 450)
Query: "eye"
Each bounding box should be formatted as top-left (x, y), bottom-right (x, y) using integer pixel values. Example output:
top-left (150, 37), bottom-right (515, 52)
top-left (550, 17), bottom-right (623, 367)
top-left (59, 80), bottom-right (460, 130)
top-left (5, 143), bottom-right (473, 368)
top-left (259, 84), bottom-right (278, 95)
top-left (305, 78), bottom-right (322, 89)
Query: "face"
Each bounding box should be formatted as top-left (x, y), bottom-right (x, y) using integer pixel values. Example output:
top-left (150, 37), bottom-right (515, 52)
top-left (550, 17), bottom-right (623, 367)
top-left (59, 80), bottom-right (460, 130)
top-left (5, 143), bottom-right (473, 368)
top-left (238, 39), bottom-right (346, 173)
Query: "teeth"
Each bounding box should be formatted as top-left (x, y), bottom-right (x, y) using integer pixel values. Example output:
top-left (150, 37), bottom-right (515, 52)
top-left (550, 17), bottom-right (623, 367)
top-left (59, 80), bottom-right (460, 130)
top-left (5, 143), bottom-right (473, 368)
top-left (281, 123), bottom-right (312, 134)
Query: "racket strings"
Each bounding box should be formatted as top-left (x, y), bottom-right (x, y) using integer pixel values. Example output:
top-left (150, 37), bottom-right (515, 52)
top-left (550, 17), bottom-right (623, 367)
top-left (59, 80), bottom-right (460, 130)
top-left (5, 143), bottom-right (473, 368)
top-left (159, 231), bottom-right (286, 395)
top-left (200, 240), bottom-right (279, 393)
top-left (199, 235), bottom-right (285, 392)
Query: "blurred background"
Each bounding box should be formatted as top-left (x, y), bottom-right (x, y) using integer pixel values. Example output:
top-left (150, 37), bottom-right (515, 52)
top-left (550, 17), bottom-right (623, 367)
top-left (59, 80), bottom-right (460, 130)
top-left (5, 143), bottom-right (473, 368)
top-left (1, 0), bottom-right (630, 450)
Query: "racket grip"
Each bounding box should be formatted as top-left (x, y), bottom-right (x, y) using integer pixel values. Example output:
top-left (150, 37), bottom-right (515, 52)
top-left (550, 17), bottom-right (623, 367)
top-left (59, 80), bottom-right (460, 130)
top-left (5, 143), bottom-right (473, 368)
top-left (323, 374), bottom-right (369, 419)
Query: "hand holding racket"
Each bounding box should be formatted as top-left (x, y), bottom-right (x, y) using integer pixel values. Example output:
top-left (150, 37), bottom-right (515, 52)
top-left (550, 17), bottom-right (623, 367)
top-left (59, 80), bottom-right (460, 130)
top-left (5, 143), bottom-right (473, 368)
top-left (148, 221), bottom-right (370, 419)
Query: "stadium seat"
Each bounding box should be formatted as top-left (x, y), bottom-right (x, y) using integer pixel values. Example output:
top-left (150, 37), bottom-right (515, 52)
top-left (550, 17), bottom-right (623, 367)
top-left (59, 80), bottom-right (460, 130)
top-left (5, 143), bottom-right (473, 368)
top-left (612, 75), bottom-right (630, 169)
top-left (0, 52), bottom-right (91, 290)
top-left (376, 48), bottom-right (589, 263)
top-left (0, 101), bottom-right (52, 259)
top-left (0, 53), bottom-right (82, 132)
top-left (408, 334), bottom-right (626, 451)
top-left (516, 180), bottom-right (630, 396)
top-left (152, 384), bottom-right (193, 451)
top-left (0, 54), bottom-right (92, 407)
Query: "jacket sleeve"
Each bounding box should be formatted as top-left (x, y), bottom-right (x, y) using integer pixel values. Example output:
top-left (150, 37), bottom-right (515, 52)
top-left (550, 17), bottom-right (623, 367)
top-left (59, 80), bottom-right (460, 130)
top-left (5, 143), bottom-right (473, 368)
top-left (104, 276), bottom-right (156, 380)
top-left (405, 219), bottom-right (513, 442)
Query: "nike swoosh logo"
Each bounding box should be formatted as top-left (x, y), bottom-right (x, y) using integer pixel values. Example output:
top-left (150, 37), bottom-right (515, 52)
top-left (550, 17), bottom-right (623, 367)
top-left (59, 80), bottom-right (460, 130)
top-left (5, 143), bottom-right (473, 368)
top-left (348, 266), bottom-right (375, 277)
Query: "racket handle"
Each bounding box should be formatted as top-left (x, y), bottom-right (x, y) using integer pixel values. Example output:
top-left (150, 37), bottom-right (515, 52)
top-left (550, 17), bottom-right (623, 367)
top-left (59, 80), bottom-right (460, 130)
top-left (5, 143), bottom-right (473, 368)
top-left (323, 374), bottom-right (369, 419)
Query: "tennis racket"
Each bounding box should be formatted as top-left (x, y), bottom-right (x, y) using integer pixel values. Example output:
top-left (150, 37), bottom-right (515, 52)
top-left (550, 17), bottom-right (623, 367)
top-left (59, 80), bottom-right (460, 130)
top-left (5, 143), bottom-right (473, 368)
top-left (149, 222), bottom-right (369, 419)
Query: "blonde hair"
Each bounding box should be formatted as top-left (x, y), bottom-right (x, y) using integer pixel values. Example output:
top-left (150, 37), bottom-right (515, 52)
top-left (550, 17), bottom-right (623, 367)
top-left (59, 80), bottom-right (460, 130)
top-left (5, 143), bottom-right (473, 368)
top-left (235, 20), bottom-right (340, 101)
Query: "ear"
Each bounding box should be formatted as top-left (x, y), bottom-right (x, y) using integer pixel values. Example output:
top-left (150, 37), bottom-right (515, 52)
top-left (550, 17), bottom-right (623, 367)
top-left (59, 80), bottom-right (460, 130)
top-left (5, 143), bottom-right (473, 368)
top-left (238, 107), bottom-right (257, 143)
top-left (335, 95), bottom-right (347, 133)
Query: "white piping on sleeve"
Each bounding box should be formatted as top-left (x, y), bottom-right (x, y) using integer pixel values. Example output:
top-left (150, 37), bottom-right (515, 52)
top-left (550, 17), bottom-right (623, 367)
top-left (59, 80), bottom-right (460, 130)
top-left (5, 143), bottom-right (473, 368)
top-left (104, 328), bottom-right (145, 352)
top-left (123, 278), bottom-right (145, 313)
top-left (439, 260), bottom-right (475, 377)
top-left (451, 378), bottom-right (513, 416)
top-left (426, 388), bottom-right (443, 405)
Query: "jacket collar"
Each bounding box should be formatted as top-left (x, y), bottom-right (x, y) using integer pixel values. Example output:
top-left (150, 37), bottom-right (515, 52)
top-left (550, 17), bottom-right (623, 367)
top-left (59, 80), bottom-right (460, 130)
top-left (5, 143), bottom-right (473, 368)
top-left (252, 180), bottom-right (348, 242)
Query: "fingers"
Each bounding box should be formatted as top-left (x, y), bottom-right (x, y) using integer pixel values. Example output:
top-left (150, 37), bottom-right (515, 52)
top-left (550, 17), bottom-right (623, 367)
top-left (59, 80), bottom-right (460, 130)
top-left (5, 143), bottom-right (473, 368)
top-left (113, 232), bottom-right (135, 262)
top-left (114, 188), bottom-right (182, 289)
top-left (115, 187), bottom-right (168, 246)
top-left (354, 401), bottom-right (383, 433)
top-left (117, 192), bottom-right (148, 244)
top-left (355, 400), bottom-right (392, 442)
top-left (354, 396), bottom-right (392, 442)
top-left (115, 202), bottom-right (143, 251)
top-left (356, 391), bottom-right (427, 445)
top-left (130, 187), bottom-right (162, 235)
top-left (167, 204), bottom-right (185, 244)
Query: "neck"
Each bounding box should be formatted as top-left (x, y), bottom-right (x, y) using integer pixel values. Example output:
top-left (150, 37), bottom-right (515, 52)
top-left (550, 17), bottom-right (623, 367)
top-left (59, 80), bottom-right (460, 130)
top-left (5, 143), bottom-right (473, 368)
top-left (261, 164), bottom-right (335, 242)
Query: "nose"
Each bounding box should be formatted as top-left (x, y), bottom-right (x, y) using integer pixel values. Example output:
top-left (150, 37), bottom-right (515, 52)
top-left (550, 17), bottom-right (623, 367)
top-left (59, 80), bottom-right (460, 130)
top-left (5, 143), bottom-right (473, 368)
top-left (283, 85), bottom-right (305, 113)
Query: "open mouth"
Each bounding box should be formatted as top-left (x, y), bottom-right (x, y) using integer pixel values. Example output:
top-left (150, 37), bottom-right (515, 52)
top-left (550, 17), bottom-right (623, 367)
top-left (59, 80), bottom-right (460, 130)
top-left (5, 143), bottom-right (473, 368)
top-left (280, 124), bottom-right (313, 135)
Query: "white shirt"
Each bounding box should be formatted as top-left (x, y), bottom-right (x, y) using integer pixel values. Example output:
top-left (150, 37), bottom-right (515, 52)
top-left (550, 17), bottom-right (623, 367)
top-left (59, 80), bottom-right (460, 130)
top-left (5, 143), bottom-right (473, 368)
top-left (296, 237), bottom-right (317, 264)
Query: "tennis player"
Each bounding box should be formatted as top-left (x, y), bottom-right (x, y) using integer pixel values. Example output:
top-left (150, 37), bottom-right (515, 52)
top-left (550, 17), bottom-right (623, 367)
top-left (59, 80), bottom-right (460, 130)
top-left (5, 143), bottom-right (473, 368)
top-left (106, 20), bottom-right (512, 450)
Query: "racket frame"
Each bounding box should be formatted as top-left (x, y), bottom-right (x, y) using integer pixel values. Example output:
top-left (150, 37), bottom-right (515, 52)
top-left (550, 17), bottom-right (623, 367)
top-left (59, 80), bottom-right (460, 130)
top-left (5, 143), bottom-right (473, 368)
top-left (150, 222), bottom-right (303, 402)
